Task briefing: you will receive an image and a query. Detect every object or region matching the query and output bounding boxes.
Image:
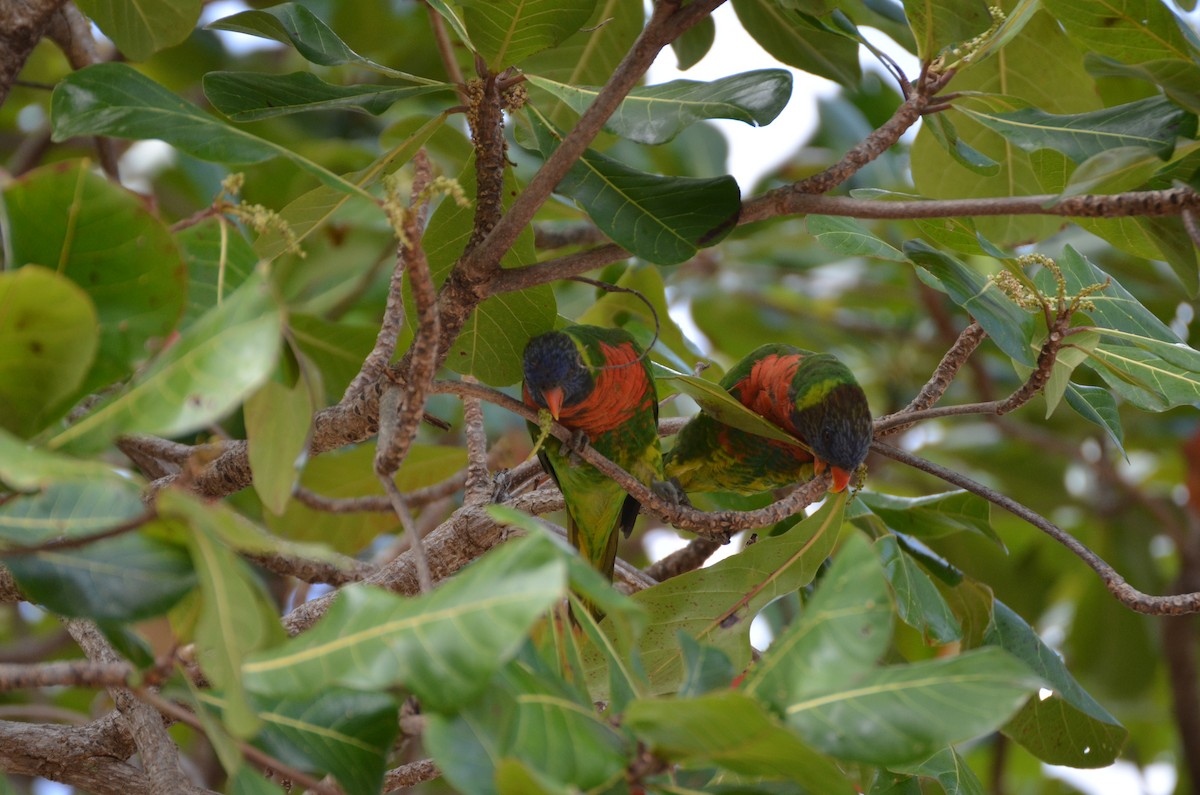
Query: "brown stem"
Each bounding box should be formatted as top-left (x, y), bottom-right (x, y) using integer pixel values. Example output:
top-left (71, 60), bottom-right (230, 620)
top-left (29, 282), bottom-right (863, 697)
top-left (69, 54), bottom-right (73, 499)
top-left (644, 537), bottom-right (723, 582)
top-left (384, 758), bottom-right (440, 790)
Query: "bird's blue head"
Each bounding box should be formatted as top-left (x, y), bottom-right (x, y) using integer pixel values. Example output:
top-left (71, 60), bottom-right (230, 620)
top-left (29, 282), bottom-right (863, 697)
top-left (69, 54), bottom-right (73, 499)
top-left (523, 331), bottom-right (593, 418)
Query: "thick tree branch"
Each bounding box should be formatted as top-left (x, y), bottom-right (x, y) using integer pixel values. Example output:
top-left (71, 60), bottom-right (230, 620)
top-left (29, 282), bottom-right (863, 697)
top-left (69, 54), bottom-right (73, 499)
top-left (0, 659), bottom-right (133, 690)
top-left (384, 758), bottom-right (440, 791)
top-left (644, 537), bottom-right (723, 582)
top-left (0, 0), bottom-right (71, 108)
top-left (0, 713), bottom-right (155, 795)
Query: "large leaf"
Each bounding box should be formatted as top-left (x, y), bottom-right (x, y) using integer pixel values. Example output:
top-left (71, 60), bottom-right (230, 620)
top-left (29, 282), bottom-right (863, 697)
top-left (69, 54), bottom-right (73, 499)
top-left (742, 533), bottom-right (892, 709)
top-left (0, 481), bottom-right (194, 621)
top-left (652, 363), bottom-right (811, 450)
top-left (242, 535), bottom-right (567, 709)
top-left (246, 373), bottom-right (314, 516)
top-left (205, 3), bottom-right (435, 82)
top-left (0, 430), bottom-right (130, 492)
top-left (75, 0), bottom-right (200, 60)
top-left (425, 652), bottom-right (628, 795)
top-left (732, 0), bottom-right (861, 86)
top-left (624, 691), bottom-right (853, 793)
top-left (985, 601), bottom-right (1127, 766)
top-left (1044, 0), bottom-right (1194, 64)
top-left (854, 490), bottom-right (1000, 545)
top-left (204, 72), bottom-right (451, 121)
top-left (525, 70), bottom-right (791, 145)
top-left (254, 113), bottom-right (447, 262)
top-left (1085, 55), bottom-right (1200, 114)
top-left (176, 221), bottom-right (258, 329)
top-left (902, 0), bottom-right (992, 60)
top-left (1064, 384), bottom-right (1125, 453)
top-left (807, 215), bottom-right (905, 261)
top-left (784, 647), bottom-right (1042, 765)
top-left (904, 241), bottom-right (1037, 365)
top-left (0, 267), bottom-right (98, 437)
top-left (877, 536), bottom-right (962, 645)
top-left (459, 0), bottom-right (595, 70)
top-left (3, 160), bottom-right (186, 396)
top-left (956, 95), bottom-right (1194, 164)
top-left (526, 108), bottom-right (740, 265)
top-left (48, 275), bottom-right (282, 452)
top-left (163, 490), bottom-right (286, 737)
top-left (418, 157), bottom-right (555, 385)
top-left (238, 689), bottom-right (397, 795)
top-left (592, 492), bottom-right (847, 696)
top-left (51, 64), bottom-right (371, 198)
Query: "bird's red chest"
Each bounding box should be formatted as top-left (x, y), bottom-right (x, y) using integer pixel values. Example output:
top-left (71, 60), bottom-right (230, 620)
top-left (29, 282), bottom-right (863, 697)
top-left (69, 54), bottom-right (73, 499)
top-left (732, 353), bottom-right (802, 434)
top-left (562, 342), bottom-right (651, 437)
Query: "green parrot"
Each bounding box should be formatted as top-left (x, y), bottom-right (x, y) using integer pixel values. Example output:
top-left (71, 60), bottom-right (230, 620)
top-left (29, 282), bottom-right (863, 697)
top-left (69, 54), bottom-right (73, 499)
top-left (666, 343), bottom-right (872, 495)
top-left (522, 325), bottom-right (663, 614)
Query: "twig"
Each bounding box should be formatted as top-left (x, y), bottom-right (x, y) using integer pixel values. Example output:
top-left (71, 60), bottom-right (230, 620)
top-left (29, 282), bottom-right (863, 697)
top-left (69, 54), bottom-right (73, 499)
top-left (534, 223), bottom-right (610, 250)
top-left (1183, 207), bottom-right (1200, 249)
top-left (903, 322), bottom-right (986, 414)
top-left (424, 1), bottom-right (467, 104)
top-left (644, 537), bottom-right (723, 582)
top-left (0, 511), bottom-right (156, 555)
top-left (871, 442), bottom-right (1200, 615)
top-left (0, 660), bottom-right (133, 691)
top-left (242, 550), bottom-right (376, 587)
top-left (462, 375), bottom-right (492, 506)
top-left (66, 620), bottom-right (202, 794)
top-left (874, 401), bottom-right (1003, 433)
top-left (379, 474), bottom-right (433, 592)
top-left (383, 758), bottom-right (441, 791)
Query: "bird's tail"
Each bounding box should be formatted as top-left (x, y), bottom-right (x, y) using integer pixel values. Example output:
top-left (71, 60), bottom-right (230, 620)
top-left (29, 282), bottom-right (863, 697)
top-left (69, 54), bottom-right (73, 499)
top-left (567, 517), bottom-right (621, 622)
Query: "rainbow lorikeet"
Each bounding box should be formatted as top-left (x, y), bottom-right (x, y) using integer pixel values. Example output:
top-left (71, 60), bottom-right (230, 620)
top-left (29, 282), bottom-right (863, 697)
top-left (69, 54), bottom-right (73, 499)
top-left (666, 343), bottom-right (872, 495)
top-left (522, 326), bottom-right (664, 605)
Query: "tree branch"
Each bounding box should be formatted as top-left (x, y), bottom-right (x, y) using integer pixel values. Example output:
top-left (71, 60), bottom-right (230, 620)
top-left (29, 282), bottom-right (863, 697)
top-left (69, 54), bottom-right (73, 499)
top-left (871, 441), bottom-right (1200, 615)
top-left (0, 0), bottom-right (71, 108)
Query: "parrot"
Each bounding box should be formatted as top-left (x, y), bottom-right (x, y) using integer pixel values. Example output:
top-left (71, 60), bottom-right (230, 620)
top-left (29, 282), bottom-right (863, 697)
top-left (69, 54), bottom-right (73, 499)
top-left (666, 343), bottom-right (872, 495)
top-left (522, 325), bottom-right (664, 614)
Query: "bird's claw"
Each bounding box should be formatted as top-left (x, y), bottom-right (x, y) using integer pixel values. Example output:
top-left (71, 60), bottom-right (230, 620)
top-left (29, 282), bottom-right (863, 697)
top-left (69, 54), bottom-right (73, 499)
top-left (651, 477), bottom-right (692, 508)
top-left (565, 429), bottom-right (590, 464)
top-left (490, 469), bottom-right (513, 503)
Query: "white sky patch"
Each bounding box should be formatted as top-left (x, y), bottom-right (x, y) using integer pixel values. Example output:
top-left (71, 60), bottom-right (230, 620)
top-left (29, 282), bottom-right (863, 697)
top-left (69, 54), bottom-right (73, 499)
top-left (1045, 760), bottom-right (1175, 795)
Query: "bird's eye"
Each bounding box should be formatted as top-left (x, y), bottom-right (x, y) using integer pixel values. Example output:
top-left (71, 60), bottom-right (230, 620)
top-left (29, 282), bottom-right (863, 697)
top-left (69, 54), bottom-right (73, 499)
top-left (822, 427), bottom-right (834, 445)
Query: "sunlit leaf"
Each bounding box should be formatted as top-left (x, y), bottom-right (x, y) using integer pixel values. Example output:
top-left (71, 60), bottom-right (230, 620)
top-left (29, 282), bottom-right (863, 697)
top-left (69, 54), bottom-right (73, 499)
top-left (242, 535), bottom-right (567, 709)
top-left (459, 0), bottom-right (595, 70)
top-left (877, 536), bottom-right (962, 644)
top-left (75, 0), bottom-right (201, 60)
top-left (526, 70), bottom-right (791, 145)
top-left (807, 215), bottom-right (905, 261)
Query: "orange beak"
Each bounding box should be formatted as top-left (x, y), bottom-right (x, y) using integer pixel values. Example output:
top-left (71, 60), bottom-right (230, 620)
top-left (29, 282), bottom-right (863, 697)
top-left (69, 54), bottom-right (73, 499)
top-left (543, 386), bottom-right (564, 420)
top-left (830, 466), bottom-right (851, 493)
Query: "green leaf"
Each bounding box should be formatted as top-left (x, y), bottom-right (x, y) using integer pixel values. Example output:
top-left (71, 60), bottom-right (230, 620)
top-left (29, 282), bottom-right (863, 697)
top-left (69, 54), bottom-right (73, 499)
top-left (1050, 246), bottom-right (1177, 342)
top-left (807, 215), bottom-right (905, 261)
top-left (743, 533), bottom-right (892, 709)
top-left (1085, 344), bottom-right (1200, 410)
top-left (956, 95), bottom-right (1194, 164)
top-left (0, 267), bottom-right (98, 437)
top-left (1064, 384), bottom-right (1125, 454)
top-left (3, 159), bottom-right (186, 396)
top-left (1057, 146), bottom-right (1173, 199)
top-left (177, 221), bottom-right (257, 329)
top-left (1085, 54), bottom-right (1200, 114)
top-left (671, 14), bottom-right (715, 70)
top-left (784, 647), bottom-right (1042, 765)
top-left (525, 70), bottom-right (791, 146)
top-left (163, 490), bottom-right (285, 737)
top-left (652, 363), bottom-right (811, 450)
top-left (288, 314), bottom-right (378, 404)
top-left (240, 689), bottom-right (397, 795)
top-left (75, 0), bottom-right (201, 60)
top-left (0, 482), bottom-right (195, 621)
top-left (426, 653), bottom-right (627, 795)
top-left (891, 747), bottom-right (985, 795)
top-left (48, 275), bottom-right (282, 452)
top-left (877, 536), bottom-right (962, 644)
top-left (419, 157), bottom-right (555, 385)
top-left (51, 64), bottom-right (373, 198)
top-left (602, 493), bottom-right (846, 696)
top-left (855, 490), bottom-right (1000, 546)
top-left (253, 113), bottom-right (447, 262)
top-left (425, 0), bottom-right (474, 49)
top-left (921, 114), bottom-right (1001, 176)
top-left (205, 3), bottom-right (437, 82)
top-left (901, 0), bottom-right (993, 60)
top-left (459, 0), bottom-right (595, 70)
top-left (732, 0), bottom-right (862, 86)
top-left (203, 72), bottom-right (451, 121)
top-left (904, 241), bottom-right (1037, 365)
top-left (677, 634), bottom-right (736, 697)
top-left (0, 430), bottom-right (130, 492)
top-left (526, 108), bottom-right (740, 265)
top-left (1044, 0), bottom-right (1194, 64)
top-left (246, 374), bottom-right (314, 515)
top-left (242, 535), bottom-right (567, 708)
top-left (1041, 331), bottom-right (1099, 417)
top-left (985, 601), bottom-right (1127, 766)
top-left (624, 691), bottom-right (853, 793)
